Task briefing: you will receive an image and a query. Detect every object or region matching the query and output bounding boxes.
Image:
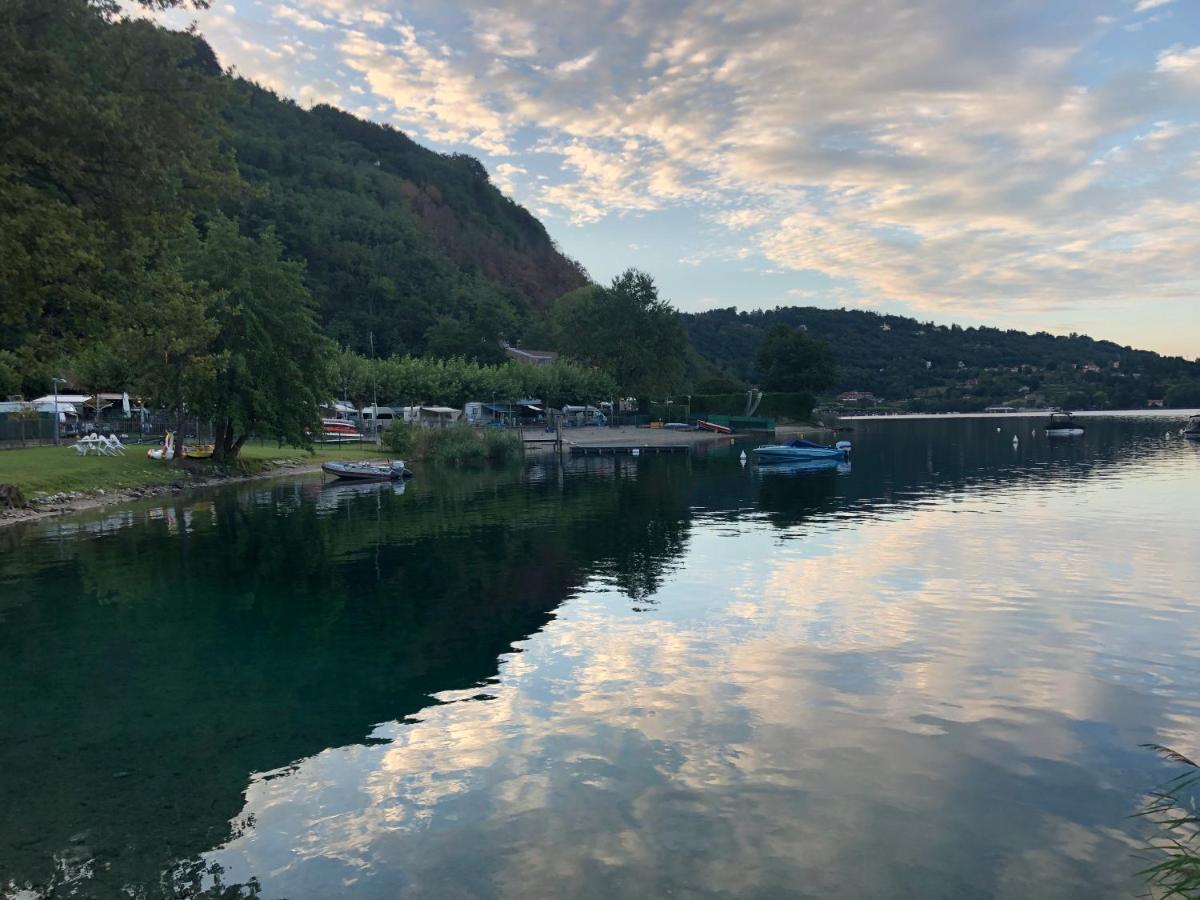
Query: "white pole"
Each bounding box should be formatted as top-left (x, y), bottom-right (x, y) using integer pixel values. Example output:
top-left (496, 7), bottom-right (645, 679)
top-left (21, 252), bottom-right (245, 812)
top-left (53, 380), bottom-right (60, 446)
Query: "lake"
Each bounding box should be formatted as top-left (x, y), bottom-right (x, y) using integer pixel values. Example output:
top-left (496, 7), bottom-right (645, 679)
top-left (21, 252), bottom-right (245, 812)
top-left (2, 412), bottom-right (1199, 899)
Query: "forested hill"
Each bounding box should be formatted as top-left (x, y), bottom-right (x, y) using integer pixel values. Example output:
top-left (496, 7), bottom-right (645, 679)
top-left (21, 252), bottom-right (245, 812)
top-left (685, 307), bottom-right (1200, 411)
top-left (227, 85), bottom-right (588, 359)
top-left (1, 3), bottom-right (587, 397)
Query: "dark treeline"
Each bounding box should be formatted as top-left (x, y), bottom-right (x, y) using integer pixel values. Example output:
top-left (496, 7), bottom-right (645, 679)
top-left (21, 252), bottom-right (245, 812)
top-left (685, 307), bottom-right (1200, 410)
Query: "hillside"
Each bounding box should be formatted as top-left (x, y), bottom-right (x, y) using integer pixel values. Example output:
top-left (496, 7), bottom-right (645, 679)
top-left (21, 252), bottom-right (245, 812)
top-left (685, 307), bottom-right (1200, 411)
top-left (226, 86), bottom-right (588, 360)
top-left (0, 4), bottom-right (587, 397)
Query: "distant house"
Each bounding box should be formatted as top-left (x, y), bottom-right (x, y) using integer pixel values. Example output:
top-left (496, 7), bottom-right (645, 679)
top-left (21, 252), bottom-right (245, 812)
top-left (1147, 398), bottom-right (1165, 408)
top-left (503, 343), bottom-right (559, 366)
top-left (837, 391), bottom-right (878, 403)
top-left (880, 323), bottom-right (891, 332)
top-left (1083, 362), bottom-right (1101, 373)
top-left (964, 378), bottom-right (980, 387)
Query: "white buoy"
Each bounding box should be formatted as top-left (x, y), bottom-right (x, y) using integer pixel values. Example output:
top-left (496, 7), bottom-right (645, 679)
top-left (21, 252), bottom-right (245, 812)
top-left (631, 448), bottom-right (640, 456)
top-left (739, 450), bottom-right (747, 461)
top-left (1012, 435), bottom-right (1019, 444)
top-left (996, 426), bottom-right (1001, 432)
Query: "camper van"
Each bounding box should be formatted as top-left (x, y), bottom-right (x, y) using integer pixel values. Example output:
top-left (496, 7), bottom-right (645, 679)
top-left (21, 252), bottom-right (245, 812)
top-left (360, 405), bottom-right (397, 433)
top-left (561, 405), bottom-right (607, 427)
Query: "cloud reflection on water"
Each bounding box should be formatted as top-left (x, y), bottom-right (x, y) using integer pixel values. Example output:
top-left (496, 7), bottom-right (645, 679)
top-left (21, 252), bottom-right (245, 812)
top-left (203, 444), bottom-right (1200, 898)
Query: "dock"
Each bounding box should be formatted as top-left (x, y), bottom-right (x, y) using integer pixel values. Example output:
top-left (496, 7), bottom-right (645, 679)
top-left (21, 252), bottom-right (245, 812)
top-left (568, 444), bottom-right (690, 456)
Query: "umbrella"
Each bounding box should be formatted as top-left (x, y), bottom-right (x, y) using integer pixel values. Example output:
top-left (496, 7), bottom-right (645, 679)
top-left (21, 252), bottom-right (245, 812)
top-left (122, 391), bottom-right (131, 418)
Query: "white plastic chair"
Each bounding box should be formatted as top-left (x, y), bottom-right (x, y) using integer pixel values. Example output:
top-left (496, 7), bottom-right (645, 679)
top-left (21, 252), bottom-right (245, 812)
top-left (104, 434), bottom-right (126, 455)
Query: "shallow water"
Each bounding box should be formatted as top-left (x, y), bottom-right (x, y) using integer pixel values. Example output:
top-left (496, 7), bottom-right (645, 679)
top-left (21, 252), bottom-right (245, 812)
top-left (2, 413), bottom-right (1199, 898)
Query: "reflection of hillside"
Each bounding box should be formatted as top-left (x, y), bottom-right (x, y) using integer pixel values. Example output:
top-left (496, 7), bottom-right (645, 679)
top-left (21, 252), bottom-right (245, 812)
top-left (686, 415), bottom-right (1183, 530)
top-left (0, 462), bottom-right (693, 898)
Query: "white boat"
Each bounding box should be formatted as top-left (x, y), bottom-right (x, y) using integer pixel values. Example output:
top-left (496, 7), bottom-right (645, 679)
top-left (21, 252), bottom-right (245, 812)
top-left (753, 439), bottom-right (852, 461)
top-left (1183, 415), bottom-right (1200, 441)
top-left (1045, 411), bottom-right (1084, 437)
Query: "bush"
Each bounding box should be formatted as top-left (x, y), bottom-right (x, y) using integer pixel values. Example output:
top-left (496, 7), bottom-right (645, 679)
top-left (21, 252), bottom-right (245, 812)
top-left (383, 423), bottom-right (522, 465)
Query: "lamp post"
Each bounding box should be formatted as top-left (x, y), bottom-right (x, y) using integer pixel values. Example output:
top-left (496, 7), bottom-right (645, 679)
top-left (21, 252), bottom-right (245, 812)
top-left (51, 376), bottom-right (66, 445)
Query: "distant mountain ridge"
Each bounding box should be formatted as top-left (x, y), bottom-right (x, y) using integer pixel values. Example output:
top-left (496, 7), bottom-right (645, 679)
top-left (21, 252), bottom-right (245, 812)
top-left (684, 307), bottom-right (1200, 411)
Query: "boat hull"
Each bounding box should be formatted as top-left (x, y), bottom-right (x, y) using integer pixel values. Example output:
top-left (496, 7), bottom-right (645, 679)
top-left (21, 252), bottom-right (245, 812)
top-left (1045, 428), bottom-right (1084, 437)
top-left (321, 460), bottom-right (412, 481)
top-left (753, 445), bottom-right (847, 461)
top-left (697, 420), bottom-right (733, 434)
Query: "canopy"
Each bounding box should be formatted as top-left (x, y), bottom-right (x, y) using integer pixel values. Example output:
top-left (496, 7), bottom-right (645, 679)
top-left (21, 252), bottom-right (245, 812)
top-left (32, 394), bottom-right (90, 405)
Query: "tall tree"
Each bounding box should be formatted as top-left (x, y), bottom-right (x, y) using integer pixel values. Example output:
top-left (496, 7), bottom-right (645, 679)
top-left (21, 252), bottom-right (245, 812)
top-left (754, 325), bottom-right (837, 393)
top-left (165, 216), bottom-right (332, 461)
top-left (550, 269), bottom-right (687, 397)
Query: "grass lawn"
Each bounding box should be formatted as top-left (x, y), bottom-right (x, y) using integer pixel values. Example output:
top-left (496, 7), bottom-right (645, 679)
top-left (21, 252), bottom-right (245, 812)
top-left (0, 440), bottom-right (388, 498)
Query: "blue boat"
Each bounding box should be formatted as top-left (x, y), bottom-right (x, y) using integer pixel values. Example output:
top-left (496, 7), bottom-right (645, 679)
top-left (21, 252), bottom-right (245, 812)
top-left (752, 439), bottom-right (852, 461)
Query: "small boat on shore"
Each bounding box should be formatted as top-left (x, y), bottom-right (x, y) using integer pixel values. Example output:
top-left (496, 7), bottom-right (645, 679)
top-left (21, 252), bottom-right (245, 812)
top-left (753, 439), bottom-right (852, 461)
top-left (1045, 410), bottom-right (1084, 437)
top-left (316, 418), bottom-right (363, 443)
top-left (321, 459), bottom-right (413, 481)
top-left (1183, 415), bottom-right (1200, 441)
top-left (697, 419), bottom-right (733, 434)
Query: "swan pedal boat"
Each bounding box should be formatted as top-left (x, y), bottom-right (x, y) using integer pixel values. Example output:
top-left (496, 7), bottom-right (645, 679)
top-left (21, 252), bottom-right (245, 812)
top-left (753, 439), bottom-right (851, 461)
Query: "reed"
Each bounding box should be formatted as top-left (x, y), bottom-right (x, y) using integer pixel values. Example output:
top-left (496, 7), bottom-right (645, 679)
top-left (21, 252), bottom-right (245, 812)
top-left (1136, 743), bottom-right (1200, 897)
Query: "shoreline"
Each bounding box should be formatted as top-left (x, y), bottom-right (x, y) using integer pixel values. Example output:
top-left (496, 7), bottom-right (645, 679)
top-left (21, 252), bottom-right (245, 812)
top-left (1, 423), bottom-right (823, 529)
top-left (0, 458), bottom-right (338, 530)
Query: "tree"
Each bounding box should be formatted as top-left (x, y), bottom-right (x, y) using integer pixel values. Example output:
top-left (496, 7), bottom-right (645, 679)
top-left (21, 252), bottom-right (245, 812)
top-left (160, 216), bottom-right (332, 461)
top-left (1165, 382), bottom-right (1200, 409)
top-left (550, 269), bottom-right (687, 397)
top-left (754, 325), bottom-right (836, 393)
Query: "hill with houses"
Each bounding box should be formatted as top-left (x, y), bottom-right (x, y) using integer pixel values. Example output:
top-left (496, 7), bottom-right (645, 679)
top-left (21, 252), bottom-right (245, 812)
top-left (684, 307), bottom-right (1200, 412)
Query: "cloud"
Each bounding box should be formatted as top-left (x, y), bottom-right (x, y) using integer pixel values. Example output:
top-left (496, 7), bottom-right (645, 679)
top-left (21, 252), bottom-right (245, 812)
top-left (172, 0), bottom-right (1200, 328)
top-left (272, 4), bottom-right (328, 32)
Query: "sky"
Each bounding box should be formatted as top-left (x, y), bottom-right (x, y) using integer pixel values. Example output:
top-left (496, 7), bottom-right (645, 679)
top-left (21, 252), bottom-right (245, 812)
top-left (155, 0), bottom-right (1200, 358)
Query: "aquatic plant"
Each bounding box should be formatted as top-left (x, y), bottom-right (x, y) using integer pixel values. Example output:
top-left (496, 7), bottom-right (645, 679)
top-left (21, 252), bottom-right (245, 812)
top-left (1137, 743), bottom-right (1200, 898)
top-left (384, 423), bottom-right (522, 465)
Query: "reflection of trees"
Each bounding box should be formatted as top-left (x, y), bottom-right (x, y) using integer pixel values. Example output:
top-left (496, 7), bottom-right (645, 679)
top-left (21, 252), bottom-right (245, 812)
top-left (0, 463), bottom-right (693, 898)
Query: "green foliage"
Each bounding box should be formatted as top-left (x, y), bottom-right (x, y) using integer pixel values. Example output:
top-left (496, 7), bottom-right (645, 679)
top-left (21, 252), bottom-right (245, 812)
top-left (330, 349), bottom-right (616, 410)
top-left (226, 88), bottom-right (586, 360)
top-left (687, 307), bottom-right (1200, 411)
top-left (173, 216), bottom-right (333, 458)
top-left (0, 0), bottom-right (235, 395)
top-left (1165, 382), bottom-right (1200, 409)
top-left (550, 269), bottom-right (688, 397)
top-left (383, 422), bottom-right (522, 465)
top-left (755, 324), bottom-right (837, 393)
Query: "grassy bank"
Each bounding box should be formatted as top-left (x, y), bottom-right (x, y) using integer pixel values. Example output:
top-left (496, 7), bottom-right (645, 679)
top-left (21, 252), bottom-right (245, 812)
top-left (0, 441), bottom-right (389, 499)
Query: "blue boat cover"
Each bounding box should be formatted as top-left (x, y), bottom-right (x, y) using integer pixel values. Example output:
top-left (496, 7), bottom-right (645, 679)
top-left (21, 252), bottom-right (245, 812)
top-left (787, 439), bottom-right (828, 449)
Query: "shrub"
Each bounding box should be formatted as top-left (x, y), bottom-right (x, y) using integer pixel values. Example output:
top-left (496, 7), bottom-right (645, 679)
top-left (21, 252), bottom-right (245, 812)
top-left (383, 422), bottom-right (522, 465)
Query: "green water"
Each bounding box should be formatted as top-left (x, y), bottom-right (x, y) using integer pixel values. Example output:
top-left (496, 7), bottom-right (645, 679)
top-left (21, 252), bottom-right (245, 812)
top-left (2, 413), bottom-right (1199, 898)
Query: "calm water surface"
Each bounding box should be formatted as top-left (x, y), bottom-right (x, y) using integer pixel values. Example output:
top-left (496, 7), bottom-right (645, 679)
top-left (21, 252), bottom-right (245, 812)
top-left (2, 413), bottom-right (1200, 898)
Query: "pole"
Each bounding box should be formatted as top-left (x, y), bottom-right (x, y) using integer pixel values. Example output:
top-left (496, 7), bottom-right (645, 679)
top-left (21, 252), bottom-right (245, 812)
top-left (369, 331), bottom-right (380, 446)
top-left (53, 379), bottom-right (60, 445)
